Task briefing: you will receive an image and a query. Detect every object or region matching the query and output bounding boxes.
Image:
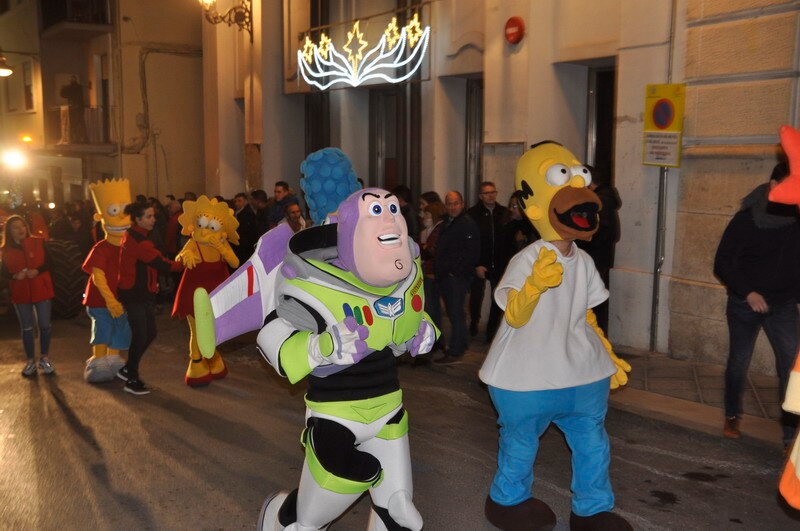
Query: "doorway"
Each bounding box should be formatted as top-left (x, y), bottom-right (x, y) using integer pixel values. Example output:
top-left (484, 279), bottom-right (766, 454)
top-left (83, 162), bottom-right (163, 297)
top-left (369, 83), bottom-right (421, 194)
top-left (586, 67), bottom-right (616, 182)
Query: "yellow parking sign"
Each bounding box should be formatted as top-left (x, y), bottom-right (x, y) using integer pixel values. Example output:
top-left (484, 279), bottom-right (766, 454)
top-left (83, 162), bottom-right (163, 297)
top-left (643, 83), bottom-right (685, 167)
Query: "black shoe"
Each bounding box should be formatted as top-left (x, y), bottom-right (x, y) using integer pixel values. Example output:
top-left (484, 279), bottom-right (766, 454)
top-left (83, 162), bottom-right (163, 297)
top-left (116, 366), bottom-right (130, 382)
top-left (412, 356), bottom-right (431, 367)
top-left (469, 321), bottom-right (478, 337)
top-left (124, 379), bottom-right (151, 395)
top-left (435, 355), bottom-right (462, 365)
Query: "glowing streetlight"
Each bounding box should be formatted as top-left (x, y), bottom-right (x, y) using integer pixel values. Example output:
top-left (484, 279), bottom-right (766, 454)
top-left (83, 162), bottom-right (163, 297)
top-left (1, 148), bottom-right (27, 170)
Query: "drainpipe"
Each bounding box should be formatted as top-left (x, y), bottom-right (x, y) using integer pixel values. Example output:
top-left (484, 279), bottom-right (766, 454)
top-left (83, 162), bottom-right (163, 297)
top-left (649, 0), bottom-right (678, 352)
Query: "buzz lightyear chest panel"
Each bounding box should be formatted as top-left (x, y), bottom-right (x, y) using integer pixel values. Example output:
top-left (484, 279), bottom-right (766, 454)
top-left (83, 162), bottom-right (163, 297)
top-left (283, 259), bottom-right (425, 350)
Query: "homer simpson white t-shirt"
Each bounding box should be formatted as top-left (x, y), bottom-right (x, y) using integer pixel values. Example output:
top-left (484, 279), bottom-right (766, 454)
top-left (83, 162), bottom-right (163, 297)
top-left (479, 239), bottom-right (616, 391)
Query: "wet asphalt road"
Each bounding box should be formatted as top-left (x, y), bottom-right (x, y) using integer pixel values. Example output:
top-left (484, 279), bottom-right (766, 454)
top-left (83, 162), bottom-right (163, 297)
top-left (1, 311), bottom-right (799, 530)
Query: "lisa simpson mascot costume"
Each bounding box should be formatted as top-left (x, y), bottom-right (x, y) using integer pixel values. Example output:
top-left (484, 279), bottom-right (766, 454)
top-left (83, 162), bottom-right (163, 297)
top-left (173, 196), bottom-right (240, 386)
top-left (480, 141), bottom-right (632, 531)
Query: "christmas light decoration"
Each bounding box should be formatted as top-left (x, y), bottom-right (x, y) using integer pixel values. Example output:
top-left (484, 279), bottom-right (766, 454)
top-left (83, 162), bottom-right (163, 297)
top-left (298, 13), bottom-right (431, 91)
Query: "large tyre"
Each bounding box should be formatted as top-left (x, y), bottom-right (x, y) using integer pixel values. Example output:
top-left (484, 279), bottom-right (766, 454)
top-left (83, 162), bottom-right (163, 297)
top-left (46, 240), bottom-right (86, 319)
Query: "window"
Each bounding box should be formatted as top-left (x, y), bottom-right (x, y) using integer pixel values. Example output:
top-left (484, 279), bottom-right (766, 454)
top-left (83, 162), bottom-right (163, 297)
top-left (4, 59), bottom-right (35, 113)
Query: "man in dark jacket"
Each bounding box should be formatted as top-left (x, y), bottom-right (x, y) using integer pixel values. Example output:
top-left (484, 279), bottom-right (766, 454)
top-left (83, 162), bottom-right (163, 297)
top-left (266, 181), bottom-right (300, 230)
top-left (392, 185), bottom-right (419, 243)
top-left (467, 181), bottom-right (508, 341)
top-left (434, 191), bottom-right (480, 363)
top-left (714, 162), bottom-right (800, 447)
top-left (233, 192), bottom-right (259, 264)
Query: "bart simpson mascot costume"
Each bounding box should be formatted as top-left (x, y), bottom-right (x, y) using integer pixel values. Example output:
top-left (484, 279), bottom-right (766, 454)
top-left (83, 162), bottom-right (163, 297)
top-left (479, 141), bottom-right (632, 531)
top-left (172, 196), bottom-right (240, 386)
top-left (193, 182), bottom-right (438, 528)
top-left (83, 178), bottom-right (133, 383)
top-left (769, 125), bottom-right (800, 510)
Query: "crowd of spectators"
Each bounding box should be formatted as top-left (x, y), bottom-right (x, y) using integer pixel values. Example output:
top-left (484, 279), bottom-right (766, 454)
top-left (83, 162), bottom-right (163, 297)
top-left (1, 177), bottom-right (620, 375)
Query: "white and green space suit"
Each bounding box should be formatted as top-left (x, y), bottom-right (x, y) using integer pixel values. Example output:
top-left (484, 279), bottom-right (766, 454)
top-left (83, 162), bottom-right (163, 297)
top-left (254, 224), bottom-right (436, 531)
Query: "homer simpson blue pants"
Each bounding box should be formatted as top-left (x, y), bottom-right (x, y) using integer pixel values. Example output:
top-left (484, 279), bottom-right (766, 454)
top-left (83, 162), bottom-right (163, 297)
top-left (488, 377), bottom-right (613, 516)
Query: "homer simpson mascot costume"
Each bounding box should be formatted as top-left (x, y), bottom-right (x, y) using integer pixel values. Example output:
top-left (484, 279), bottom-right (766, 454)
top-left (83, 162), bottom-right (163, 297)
top-left (192, 148), bottom-right (438, 530)
top-left (82, 178), bottom-right (133, 383)
top-left (479, 141), bottom-right (632, 531)
top-left (769, 125), bottom-right (800, 510)
top-left (172, 196), bottom-right (239, 386)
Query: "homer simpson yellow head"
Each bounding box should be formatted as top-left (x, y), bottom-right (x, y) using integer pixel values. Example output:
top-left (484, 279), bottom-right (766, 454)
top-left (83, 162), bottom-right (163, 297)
top-left (515, 141), bottom-right (601, 242)
top-left (179, 196), bottom-right (240, 246)
top-left (89, 178), bottom-right (132, 240)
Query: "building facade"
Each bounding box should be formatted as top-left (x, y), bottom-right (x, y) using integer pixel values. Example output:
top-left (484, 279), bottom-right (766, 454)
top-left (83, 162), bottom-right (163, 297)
top-left (0, 0), bottom-right (205, 204)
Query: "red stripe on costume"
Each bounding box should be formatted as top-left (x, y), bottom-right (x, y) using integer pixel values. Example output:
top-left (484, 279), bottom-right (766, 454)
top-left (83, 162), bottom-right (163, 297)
top-left (247, 266), bottom-right (254, 296)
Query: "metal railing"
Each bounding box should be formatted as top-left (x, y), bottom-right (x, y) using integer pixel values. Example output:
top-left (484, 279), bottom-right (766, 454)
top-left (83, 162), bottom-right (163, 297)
top-left (46, 105), bottom-right (117, 146)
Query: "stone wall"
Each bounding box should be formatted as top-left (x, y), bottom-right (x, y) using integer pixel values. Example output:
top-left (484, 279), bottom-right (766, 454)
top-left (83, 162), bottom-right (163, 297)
top-left (668, 0), bottom-right (799, 373)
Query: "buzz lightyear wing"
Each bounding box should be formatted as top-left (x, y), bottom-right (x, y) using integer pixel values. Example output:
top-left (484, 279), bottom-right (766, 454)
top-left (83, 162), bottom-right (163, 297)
top-left (194, 223), bottom-right (293, 358)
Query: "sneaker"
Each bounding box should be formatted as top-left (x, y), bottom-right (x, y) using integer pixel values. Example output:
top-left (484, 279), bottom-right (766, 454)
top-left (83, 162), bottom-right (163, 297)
top-left (38, 358), bottom-right (55, 375)
top-left (723, 416), bottom-right (741, 439)
top-left (116, 366), bottom-right (130, 382)
top-left (124, 379), bottom-right (151, 395)
top-left (22, 360), bottom-right (37, 377)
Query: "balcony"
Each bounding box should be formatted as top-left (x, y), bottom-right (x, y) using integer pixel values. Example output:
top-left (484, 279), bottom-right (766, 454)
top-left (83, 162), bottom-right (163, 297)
top-left (45, 105), bottom-right (117, 154)
top-left (40, 0), bottom-right (112, 41)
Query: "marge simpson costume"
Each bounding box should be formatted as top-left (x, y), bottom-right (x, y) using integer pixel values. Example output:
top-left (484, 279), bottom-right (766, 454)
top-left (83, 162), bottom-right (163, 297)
top-left (193, 184), bottom-right (438, 530)
top-left (82, 178), bottom-right (132, 383)
top-left (479, 142), bottom-right (632, 531)
top-left (173, 196), bottom-right (239, 386)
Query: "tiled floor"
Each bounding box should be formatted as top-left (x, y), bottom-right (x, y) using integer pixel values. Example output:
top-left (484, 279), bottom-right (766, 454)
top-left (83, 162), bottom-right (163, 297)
top-left (621, 351), bottom-right (783, 421)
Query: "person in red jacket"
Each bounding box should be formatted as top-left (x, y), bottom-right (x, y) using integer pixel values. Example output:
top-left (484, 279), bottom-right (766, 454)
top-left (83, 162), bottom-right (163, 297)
top-left (116, 201), bottom-right (182, 395)
top-left (0, 215), bottom-right (56, 376)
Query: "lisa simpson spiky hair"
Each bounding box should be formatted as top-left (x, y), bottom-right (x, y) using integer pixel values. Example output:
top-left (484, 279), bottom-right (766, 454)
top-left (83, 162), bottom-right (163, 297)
top-left (179, 196), bottom-right (240, 245)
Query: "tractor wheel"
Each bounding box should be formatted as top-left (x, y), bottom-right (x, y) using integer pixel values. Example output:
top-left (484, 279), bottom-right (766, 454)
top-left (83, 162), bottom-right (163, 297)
top-left (46, 240), bottom-right (86, 319)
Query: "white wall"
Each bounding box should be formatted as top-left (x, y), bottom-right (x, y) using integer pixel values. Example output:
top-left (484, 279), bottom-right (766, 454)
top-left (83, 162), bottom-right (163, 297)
top-left (609, 0), bottom-right (679, 351)
top-left (202, 10), bottom-right (245, 199)
top-left (330, 89), bottom-right (370, 182)
top-left (117, 0), bottom-right (204, 200)
top-left (259, 0), bottom-right (305, 193)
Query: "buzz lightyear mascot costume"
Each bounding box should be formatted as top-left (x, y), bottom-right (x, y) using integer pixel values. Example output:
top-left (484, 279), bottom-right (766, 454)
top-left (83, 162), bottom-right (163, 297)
top-left (193, 153), bottom-right (437, 530)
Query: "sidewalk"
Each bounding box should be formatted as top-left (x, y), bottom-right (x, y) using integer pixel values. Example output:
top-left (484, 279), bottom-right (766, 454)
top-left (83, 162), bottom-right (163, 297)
top-left (447, 340), bottom-right (785, 448)
top-left (611, 347), bottom-right (784, 448)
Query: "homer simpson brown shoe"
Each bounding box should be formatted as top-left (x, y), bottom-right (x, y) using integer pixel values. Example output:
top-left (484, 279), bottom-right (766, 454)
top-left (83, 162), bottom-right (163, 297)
top-left (485, 495), bottom-right (556, 531)
top-left (570, 511), bottom-right (632, 531)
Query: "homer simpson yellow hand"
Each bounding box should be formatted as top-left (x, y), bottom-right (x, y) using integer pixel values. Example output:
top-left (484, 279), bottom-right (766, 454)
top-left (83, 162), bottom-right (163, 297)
top-left (504, 248), bottom-right (563, 328)
top-left (587, 308), bottom-right (631, 389)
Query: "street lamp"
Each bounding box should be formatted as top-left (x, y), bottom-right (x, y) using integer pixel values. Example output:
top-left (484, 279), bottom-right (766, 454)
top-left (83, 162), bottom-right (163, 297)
top-left (198, 0), bottom-right (253, 43)
top-left (1, 148), bottom-right (28, 208)
top-left (0, 48), bottom-right (39, 77)
top-left (2, 149), bottom-right (27, 171)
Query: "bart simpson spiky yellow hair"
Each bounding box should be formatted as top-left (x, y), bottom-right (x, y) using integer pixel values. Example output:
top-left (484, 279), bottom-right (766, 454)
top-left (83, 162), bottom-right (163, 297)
top-left (89, 178), bottom-right (131, 216)
top-left (179, 196), bottom-right (240, 245)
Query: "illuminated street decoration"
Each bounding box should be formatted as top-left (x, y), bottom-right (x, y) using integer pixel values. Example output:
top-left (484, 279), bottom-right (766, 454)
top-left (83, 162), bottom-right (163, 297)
top-left (343, 21), bottom-right (369, 72)
top-left (298, 13), bottom-right (431, 90)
